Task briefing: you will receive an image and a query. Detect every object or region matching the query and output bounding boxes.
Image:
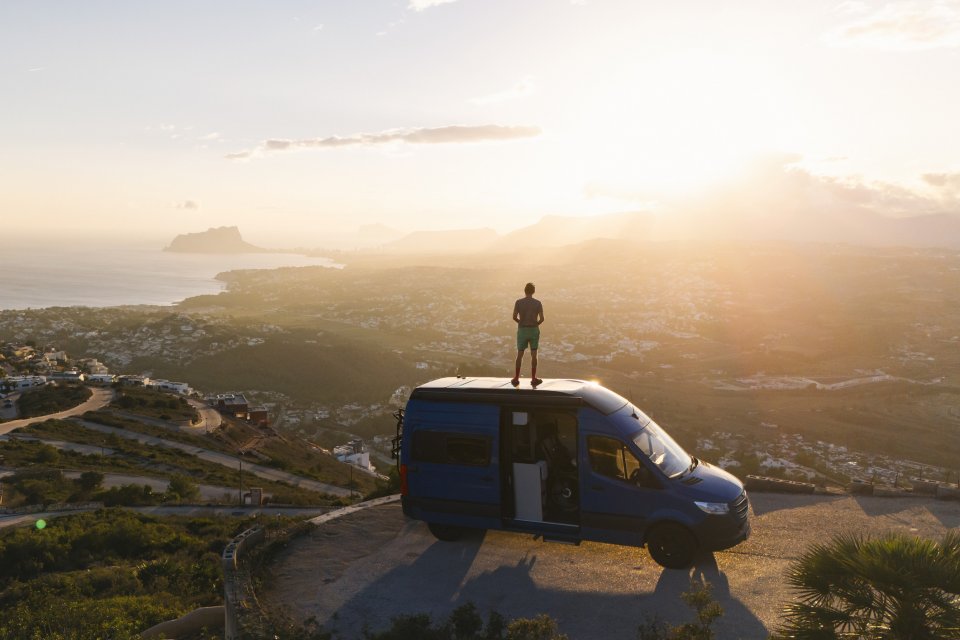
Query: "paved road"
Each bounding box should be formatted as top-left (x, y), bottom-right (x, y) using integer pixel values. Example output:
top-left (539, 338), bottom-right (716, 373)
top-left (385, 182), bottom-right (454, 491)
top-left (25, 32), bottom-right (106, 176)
top-left (0, 434), bottom-right (115, 456)
top-left (188, 399), bottom-right (222, 432)
top-left (261, 493), bottom-right (960, 640)
top-left (59, 471), bottom-right (240, 502)
top-left (0, 387), bottom-right (113, 435)
top-left (70, 418), bottom-right (352, 497)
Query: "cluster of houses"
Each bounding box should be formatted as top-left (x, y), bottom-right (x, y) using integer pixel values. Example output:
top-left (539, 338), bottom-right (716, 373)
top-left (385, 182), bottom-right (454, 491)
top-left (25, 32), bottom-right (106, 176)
top-left (1, 371), bottom-right (195, 395)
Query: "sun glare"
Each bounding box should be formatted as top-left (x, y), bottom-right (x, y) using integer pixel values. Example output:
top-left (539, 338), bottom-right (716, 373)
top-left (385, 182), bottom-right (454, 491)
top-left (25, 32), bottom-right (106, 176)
top-left (565, 50), bottom-right (796, 199)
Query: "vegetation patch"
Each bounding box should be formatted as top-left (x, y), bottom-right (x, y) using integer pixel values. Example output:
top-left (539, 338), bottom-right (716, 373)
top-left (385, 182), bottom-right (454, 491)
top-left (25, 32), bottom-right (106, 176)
top-left (110, 386), bottom-right (198, 423)
top-left (0, 509), bottom-right (252, 640)
top-left (16, 383), bottom-right (92, 418)
top-left (1, 422), bottom-right (338, 506)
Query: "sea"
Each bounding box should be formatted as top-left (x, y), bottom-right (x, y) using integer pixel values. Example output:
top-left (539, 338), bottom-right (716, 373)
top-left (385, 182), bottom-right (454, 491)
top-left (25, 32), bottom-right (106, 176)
top-left (0, 244), bottom-right (340, 311)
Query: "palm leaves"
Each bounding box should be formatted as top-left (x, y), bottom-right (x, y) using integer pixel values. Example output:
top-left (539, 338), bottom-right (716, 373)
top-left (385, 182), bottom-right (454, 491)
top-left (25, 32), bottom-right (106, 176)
top-left (777, 531), bottom-right (960, 639)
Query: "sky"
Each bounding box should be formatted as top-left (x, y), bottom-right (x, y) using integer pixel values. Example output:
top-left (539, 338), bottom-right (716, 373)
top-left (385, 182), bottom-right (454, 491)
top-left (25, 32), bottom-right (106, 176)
top-left (2, 0), bottom-right (960, 248)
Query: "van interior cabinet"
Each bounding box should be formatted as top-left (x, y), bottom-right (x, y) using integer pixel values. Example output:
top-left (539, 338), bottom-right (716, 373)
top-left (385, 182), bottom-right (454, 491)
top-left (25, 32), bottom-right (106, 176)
top-left (513, 461), bottom-right (547, 521)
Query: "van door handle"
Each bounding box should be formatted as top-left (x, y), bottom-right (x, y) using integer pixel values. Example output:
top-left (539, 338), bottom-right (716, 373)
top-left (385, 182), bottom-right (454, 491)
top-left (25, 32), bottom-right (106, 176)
top-left (481, 476), bottom-right (494, 484)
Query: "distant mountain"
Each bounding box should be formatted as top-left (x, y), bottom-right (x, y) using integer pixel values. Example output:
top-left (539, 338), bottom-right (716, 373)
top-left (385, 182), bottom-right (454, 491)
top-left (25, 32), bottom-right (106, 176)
top-left (380, 228), bottom-right (499, 253)
top-left (493, 211), bottom-right (654, 251)
top-left (164, 226), bottom-right (266, 254)
top-left (369, 207), bottom-right (960, 257)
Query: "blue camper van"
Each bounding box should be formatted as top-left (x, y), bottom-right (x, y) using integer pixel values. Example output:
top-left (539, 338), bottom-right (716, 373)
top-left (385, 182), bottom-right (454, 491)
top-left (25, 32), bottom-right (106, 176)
top-left (397, 377), bottom-right (749, 569)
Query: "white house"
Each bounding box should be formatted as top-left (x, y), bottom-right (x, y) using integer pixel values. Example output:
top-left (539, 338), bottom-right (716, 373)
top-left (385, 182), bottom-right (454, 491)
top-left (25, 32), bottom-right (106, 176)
top-left (3, 375), bottom-right (48, 390)
top-left (334, 439), bottom-right (375, 473)
top-left (49, 370), bottom-right (85, 382)
top-left (148, 379), bottom-right (193, 395)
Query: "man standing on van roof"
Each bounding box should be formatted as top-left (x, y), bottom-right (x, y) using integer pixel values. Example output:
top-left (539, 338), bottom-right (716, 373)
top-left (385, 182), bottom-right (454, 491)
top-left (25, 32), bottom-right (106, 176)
top-left (512, 282), bottom-right (544, 387)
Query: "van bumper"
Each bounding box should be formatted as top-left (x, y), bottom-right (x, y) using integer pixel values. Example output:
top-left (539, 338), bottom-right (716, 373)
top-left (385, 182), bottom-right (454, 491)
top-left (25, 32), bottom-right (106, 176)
top-left (698, 514), bottom-right (750, 552)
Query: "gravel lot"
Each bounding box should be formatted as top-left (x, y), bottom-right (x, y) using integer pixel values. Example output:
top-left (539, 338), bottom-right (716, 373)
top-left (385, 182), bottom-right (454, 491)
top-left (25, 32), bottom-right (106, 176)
top-left (261, 493), bottom-right (960, 639)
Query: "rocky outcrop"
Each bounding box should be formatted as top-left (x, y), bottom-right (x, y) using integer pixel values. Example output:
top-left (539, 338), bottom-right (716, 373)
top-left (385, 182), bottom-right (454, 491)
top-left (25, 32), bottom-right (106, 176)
top-left (164, 227), bottom-right (266, 253)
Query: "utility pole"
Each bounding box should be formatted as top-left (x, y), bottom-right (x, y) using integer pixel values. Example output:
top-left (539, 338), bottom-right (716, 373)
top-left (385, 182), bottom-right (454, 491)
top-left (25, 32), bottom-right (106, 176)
top-left (238, 453), bottom-right (243, 506)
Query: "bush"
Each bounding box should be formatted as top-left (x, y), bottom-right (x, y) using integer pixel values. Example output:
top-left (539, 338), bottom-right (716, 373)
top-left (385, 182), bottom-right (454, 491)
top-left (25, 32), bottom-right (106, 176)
top-left (637, 579), bottom-right (723, 640)
top-left (167, 474), bottom-right (200, 502)
top-left (359, 603), bottom-right (561, 640)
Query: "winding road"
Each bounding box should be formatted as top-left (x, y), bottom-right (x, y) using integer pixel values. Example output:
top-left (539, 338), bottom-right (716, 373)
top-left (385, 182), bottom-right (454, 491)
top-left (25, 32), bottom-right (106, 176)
top-left (0, 387), bottom-right (113, 436)
top-left (0, 387), bottom-right (351, 497)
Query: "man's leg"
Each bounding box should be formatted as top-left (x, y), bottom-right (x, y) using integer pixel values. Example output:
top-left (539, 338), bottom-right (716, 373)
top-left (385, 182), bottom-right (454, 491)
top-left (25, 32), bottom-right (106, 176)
top-left (512, 350), bottom-right (524, 386)
top-left (531, 349), bottom-right (541, 385)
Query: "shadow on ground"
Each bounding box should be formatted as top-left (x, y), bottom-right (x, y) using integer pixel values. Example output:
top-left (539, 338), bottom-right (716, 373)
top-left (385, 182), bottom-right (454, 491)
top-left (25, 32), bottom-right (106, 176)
top-left (323, 529), bottom-right (768, 640)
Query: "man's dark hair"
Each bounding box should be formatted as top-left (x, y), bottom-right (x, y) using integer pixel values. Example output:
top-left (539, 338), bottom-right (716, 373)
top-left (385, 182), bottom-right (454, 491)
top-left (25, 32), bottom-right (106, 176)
top-left (524, 282), bottom-right (535, 295)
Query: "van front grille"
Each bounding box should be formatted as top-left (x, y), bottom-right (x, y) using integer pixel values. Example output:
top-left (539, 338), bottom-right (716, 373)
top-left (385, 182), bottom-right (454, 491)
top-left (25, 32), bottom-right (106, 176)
top-left (730, 491), bottom-right (749, 522)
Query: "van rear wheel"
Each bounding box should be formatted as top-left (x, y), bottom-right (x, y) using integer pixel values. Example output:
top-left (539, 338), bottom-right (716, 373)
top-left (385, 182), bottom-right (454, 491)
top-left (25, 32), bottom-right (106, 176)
top-left (427, 522), bottom-right (465, 541)
top-left (646, 523), bottom-right (697, 569)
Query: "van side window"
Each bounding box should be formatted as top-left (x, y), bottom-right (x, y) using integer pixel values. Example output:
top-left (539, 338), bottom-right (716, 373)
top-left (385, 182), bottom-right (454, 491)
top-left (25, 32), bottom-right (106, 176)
top-left (412, 431), bottom-right (491, 467)
top-left (587, 436), bottom-right (641, 481)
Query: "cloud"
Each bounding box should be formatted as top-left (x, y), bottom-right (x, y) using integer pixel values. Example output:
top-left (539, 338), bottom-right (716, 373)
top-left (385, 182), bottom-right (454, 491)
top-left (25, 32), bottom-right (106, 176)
top-left (825, 1), bottom-right (960, 50)
top-left (409, 0), bottom-right (459, 10)
top-left (469, 77), bottom-right (536, 105)
top-left (174, 200), bottom-right (200, 210)
top-left (923, 171), bottom-right (960, 195)
top-left (226, 124), bottom-right (541, 160)
top-left (588, 154), bottom-right (960, 220)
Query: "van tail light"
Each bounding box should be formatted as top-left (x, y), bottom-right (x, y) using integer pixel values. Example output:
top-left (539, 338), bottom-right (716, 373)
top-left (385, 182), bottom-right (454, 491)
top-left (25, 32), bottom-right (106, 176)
top-left (399, 464), bottom-right (409, 496)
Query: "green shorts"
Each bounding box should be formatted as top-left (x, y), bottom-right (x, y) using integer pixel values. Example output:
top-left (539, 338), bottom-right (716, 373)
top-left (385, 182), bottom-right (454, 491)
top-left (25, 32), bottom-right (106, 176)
top-left (517, 326), bottom-right (540, 351)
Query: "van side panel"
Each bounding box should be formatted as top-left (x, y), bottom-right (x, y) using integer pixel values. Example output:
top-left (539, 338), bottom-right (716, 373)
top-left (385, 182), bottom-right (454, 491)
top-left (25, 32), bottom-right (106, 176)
top-left (402, 400), bottom-right (502, 530)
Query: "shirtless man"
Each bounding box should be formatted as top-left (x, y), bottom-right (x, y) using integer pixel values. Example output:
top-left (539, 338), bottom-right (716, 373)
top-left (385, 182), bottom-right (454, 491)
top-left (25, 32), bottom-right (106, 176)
top-left (511, 282), bottom-right (544, 387)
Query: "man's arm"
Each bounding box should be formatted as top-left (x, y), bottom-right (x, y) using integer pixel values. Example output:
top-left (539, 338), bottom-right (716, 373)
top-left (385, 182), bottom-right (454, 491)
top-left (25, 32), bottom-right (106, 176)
top-left (537, 302), bottom-right (544, 326)
top-left (513, 300), bottom-right (521, 324)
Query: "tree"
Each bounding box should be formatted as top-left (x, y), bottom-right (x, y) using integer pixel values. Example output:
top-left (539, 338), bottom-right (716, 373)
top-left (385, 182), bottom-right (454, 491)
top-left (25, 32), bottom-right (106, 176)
top-left (76, 471), bottom-right (104, 493)
top-left (167, 474), bottom-right (200, 502)
top-left (777, 532), bottom-right (960, 639)
top-left (35, 443), bottom-right (61, 465)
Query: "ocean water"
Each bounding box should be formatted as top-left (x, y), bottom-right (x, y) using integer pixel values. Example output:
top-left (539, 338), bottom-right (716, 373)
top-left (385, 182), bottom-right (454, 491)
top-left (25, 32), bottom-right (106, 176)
top-left (0, 245), bottom-right (339, 310)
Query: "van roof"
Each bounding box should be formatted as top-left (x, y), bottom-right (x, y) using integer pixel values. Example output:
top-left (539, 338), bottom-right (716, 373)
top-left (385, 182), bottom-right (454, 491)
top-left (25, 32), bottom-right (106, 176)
top-left (410, 377), bottom-right (631, 415)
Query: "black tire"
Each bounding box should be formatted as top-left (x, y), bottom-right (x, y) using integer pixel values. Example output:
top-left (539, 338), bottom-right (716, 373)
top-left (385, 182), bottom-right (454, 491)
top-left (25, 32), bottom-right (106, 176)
top-left (427, 522), bottom-right (465, 541)
top-left (646, 523), bottom-right (698, 569)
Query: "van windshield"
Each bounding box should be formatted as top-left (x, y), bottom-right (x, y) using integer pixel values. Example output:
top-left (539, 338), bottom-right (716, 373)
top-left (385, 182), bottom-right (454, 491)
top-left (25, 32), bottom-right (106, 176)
top-left (632, 415), bottom-right (691, 478)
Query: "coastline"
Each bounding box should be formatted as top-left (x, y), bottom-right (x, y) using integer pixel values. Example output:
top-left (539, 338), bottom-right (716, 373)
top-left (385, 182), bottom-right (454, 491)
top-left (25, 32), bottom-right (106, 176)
top-left (0, 247), bottom-right (340, 312)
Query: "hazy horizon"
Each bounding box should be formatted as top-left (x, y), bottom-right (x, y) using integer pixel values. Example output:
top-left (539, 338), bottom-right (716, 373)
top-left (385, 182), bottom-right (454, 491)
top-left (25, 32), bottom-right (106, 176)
top-left (3, 1), bottom-right (960, 248)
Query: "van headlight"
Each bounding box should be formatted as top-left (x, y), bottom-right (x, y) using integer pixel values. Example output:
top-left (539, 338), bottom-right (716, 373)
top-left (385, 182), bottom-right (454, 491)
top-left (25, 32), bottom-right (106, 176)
top-left (695, 501), bottom-right (730, 515)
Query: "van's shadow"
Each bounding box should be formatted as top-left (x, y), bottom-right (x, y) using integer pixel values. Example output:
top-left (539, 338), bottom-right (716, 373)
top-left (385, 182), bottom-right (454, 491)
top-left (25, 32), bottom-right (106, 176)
top-left (322, 527), bottom-right (768, 640)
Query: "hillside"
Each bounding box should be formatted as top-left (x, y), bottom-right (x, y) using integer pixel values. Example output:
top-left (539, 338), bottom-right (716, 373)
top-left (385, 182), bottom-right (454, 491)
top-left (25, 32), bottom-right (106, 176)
top-left (3, 239), bottom-right (959, 477)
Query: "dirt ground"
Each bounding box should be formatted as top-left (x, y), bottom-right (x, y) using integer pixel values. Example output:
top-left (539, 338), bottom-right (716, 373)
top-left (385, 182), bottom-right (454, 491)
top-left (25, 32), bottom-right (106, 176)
top-left (260, 494), bottom-right (960, 640)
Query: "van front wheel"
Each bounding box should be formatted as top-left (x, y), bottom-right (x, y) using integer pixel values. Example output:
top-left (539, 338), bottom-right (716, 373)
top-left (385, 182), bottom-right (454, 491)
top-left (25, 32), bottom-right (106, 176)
top-left (646, 523), bottom-right (697, 569)
top-left (427, 522), bottom-right (465, 541)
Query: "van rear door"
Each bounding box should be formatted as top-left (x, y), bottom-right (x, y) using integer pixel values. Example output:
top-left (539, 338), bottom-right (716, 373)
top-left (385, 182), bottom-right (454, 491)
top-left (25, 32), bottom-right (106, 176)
top-left (404, 401), bottom-right (501, 525)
